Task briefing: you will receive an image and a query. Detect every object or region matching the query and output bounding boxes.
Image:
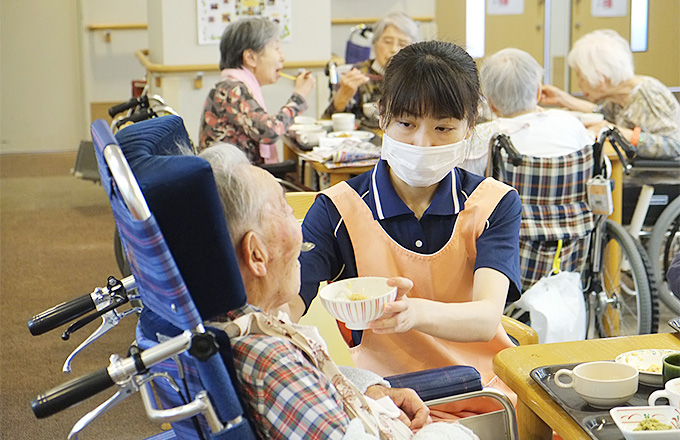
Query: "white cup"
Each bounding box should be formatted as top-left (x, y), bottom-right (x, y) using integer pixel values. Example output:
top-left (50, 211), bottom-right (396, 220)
top-left (297, 129), bottom-right (325, 147)
top-left (332, 113), bottom-right (356, 132)
top-left (554, 361), bottom-right (639, 408)
top-left (294, 115), bottom-right (316, 125)
top-left (649, 377), bottom-right (680, 408)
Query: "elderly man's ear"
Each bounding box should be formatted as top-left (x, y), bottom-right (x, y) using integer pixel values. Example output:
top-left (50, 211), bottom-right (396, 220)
top-left (241, 230), bottom-right (269, 277)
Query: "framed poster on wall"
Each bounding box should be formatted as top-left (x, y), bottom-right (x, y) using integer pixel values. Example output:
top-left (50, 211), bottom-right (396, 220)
top-left (197, 0), bottom-right (292, 45)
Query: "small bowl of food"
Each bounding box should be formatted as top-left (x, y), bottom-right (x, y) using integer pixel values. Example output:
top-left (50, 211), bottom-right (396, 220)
top-left (610, 406), bottom-right (680, 439)
top-left (319, 277), bottom-right (397, 330)
top-left (616, 349), bottom-right (680, 387)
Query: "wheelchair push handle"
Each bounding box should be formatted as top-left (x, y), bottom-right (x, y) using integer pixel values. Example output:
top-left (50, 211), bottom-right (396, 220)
top-left (31, 367), bottom-right (115, 419)
top-left (108, 95), bottom-right (149, 118)
top-left (27, 294), bottom-right (95, 336)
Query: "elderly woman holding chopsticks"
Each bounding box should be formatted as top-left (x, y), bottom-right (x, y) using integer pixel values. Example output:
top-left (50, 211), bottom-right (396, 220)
top-left (198, 17), bottom-right (316, 165)
top-left (321, 12), bottom-right (420, 126)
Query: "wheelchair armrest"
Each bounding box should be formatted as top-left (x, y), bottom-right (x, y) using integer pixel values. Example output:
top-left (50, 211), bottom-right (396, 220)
top-left (258, 159), bottom-right (297, 178)
top-left (502, 315), bottom-right (538, 346)
top-left (384, 365), bottom-right (481, 402)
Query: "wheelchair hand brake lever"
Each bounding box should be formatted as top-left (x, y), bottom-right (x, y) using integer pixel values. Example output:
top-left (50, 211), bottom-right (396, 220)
top-left (62, 304), bottom-right (142, 373)
top-left (67, 371), bottom-right (179, 439)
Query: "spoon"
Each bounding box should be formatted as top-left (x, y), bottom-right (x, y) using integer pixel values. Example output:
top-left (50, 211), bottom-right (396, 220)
top-left (301, 242), bottom-right (315, 252)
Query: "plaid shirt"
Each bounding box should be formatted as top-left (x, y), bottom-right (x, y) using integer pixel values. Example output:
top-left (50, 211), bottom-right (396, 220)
top-left (492, 145), bottom-right (595, 291)
top-left (226, 304), bottom-right (350, 440)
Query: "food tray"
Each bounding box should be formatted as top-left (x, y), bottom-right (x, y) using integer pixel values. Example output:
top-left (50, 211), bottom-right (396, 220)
top-left (531, 362), bottom-right (661, 439)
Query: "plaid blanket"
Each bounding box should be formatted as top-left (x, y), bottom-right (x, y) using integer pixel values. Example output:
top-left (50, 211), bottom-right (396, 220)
top-left (493, 144), bottom-right (595, 291)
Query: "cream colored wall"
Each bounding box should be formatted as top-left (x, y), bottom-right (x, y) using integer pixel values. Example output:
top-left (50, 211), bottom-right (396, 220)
top-left (1, 0), bottom-right (85, 153)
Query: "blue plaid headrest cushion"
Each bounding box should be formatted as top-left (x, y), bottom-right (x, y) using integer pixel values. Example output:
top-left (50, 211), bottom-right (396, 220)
top-left (115, 115), bottom-right (247, 318)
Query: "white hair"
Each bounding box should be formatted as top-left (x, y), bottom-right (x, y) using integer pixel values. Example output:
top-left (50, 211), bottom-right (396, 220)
top-left (198, 144), bottom-right (269, 246)
top-left (567, 29), bottom-right (634, 87)
top-left (480, 48), bottom-right (543, 117)
top-left (372, 12), bottom-right (421, 46)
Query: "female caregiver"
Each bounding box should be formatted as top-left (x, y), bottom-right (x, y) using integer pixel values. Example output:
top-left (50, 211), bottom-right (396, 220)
top-left (198, 17), bottom-right (316, 164)
top-left (294, 40), bottom-right (522, 418)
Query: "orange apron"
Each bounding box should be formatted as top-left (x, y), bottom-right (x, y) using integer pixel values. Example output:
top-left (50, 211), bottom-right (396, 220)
top-left (323, 178), bottom-right (517, 418)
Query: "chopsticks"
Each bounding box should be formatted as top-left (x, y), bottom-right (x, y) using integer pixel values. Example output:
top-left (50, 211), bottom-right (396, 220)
top-left (279, 72), bottom-right (297, 81)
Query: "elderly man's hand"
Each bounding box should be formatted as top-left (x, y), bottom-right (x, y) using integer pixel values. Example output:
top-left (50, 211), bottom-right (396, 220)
top-left (365, 384), bottom-right (432, 431)
top-left (369, 277), bottom-right (421, 334)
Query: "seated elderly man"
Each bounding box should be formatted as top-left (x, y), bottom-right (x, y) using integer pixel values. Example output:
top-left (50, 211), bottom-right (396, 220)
top-left (198, 144), bottom-right (478, 440)
top-left (461, 48), bottom-right (593, 175)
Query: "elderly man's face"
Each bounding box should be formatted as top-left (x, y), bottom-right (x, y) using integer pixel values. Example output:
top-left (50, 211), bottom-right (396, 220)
top-left (255, 169), bottom-right (303, 307)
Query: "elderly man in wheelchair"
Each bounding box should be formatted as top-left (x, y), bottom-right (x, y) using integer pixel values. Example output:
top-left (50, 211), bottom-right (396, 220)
top-left (197, 143), bottom-right (480, 439)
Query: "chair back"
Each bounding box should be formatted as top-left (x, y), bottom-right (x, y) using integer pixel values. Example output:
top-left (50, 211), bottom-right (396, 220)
top-left (91, 116), bottom-right (255, 439)
top-left (490, 138), bottom-right (596, 290)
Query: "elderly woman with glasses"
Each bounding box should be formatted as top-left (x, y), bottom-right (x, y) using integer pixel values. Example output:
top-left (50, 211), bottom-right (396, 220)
top-left (198, 17), bottom-right (316, 164)
top-left (321, 12), bottom-right (421, 126)
top-left (540, 29), bottom-right (680, 159)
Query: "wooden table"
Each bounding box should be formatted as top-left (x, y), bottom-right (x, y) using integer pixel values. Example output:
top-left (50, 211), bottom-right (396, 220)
top-left (493, 332), bottom-right (680, 440)
top-left (282, 137), bottom-right (375, 186)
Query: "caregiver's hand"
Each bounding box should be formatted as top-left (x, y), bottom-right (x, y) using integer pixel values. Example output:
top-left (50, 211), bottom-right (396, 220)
top-left (368, 277), bottom-right (422, 334)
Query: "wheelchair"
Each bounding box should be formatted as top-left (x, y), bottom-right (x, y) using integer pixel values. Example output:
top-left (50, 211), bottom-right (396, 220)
top-left (621, 157), bottom-right (680, 316)
top-left (28, 115), bottom-right (520, 439)
top-left (489, 128), bottom-right (659, 338)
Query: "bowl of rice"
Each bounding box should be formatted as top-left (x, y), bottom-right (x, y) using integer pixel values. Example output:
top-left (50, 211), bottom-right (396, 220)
top-left (615, 349), bottom-right (680, 387)
top-left (319, 277), bottom-right (397, 330)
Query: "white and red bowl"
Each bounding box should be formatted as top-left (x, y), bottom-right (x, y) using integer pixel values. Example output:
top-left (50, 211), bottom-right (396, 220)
top-left (319, 277), bottom-right (397, 330)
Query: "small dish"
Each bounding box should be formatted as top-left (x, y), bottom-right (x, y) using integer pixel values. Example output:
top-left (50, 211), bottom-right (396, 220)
top-left (610, 406), bottom-right (680, 439)
top-left (616, 349), bottom-right (680, 387)
top-left (327, 130), bottom-right (375, 141)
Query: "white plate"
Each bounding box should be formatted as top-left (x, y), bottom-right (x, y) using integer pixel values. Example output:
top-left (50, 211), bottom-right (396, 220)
top-left (615, 349), bottom-right (680, 387)
top-left (327, 130), bottom-right (375, 141)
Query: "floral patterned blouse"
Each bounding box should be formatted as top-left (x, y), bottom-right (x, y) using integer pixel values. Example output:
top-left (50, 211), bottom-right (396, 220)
top-left (598, 76), bottom-right (680, 159)
top-left (198, 78), bottom-right (308, 164)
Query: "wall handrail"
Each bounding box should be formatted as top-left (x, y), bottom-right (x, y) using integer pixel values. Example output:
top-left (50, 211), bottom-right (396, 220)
top-left (135, 49), bottom-right (333, 75)
top-left (331, 16), bottom-right (434, 25)
top-left (88, 23), bottom-right (148, 31)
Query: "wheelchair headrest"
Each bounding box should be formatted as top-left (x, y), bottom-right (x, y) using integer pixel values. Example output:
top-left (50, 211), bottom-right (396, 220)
top-left (115, 115), bottom-right (247, 319)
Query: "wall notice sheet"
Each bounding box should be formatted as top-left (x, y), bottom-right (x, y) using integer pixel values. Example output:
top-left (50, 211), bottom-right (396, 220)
top-left (197, 0), bottom-right (292, 45)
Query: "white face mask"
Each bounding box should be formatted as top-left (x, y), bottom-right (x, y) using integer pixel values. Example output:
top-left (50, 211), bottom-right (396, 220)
top-left (380, 133), bottom-right (468, 187)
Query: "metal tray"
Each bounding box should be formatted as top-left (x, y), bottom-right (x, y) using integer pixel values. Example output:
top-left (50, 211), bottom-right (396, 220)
top-left (530, 362), bottom-right (660, 440)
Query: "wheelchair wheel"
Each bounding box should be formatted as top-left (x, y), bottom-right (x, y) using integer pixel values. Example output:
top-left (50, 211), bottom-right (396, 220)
top-left (647, 196), bottom-right (680, 315)
top-left (596, 220), bottom-right (659, 337)
top-left (113, 227), bottom-right (132, 277)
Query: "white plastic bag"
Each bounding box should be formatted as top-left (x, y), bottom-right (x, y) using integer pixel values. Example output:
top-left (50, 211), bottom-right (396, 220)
top-left (513, 271), bottom-right (586, 344)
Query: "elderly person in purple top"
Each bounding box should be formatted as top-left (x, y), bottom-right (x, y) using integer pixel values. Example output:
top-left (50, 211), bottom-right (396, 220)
top-left (541, 29), bottom-right (680, 159)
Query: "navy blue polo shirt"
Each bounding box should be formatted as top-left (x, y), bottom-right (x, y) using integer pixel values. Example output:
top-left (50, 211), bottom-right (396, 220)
top-left (299, 160), bottom-right (522, 317)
